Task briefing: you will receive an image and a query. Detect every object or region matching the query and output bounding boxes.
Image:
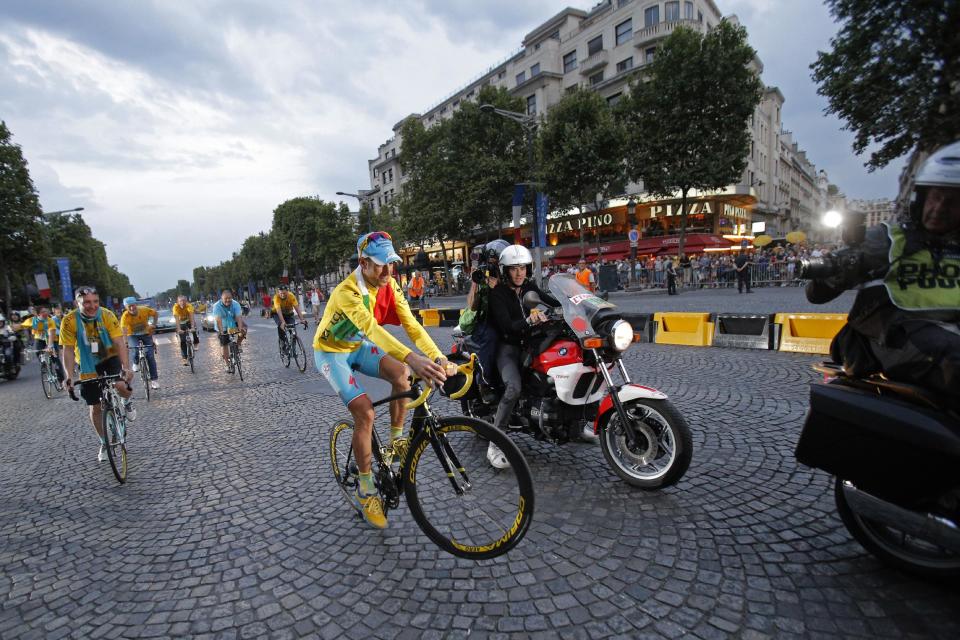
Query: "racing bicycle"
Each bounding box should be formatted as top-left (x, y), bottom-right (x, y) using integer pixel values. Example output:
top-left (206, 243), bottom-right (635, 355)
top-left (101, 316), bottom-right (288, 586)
top-left (39, 349), bottom-right (64, 399)
top-left (278, 320), bottom-right (307, 372)
top-left (69, 373), bottom-right (130, 483)
top-left (330, 368), bottom-right (534, 559)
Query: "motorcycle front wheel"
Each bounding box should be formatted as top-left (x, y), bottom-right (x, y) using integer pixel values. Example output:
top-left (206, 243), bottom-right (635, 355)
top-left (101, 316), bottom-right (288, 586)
top-left (599, 398), bottom-right (692, 489)
top-left (834, 478), bottom-right (960, 579)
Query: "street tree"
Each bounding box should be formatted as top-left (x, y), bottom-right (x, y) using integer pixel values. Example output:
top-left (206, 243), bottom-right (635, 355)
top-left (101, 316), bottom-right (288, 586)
top-left (0, 121), bottom-right (44, 314)
top-left (618, 20), bottom-right (762, 257)
top-left (538, 87), bottom-right (626, 261)
top-left (812, 0), bottom-right (960, 170)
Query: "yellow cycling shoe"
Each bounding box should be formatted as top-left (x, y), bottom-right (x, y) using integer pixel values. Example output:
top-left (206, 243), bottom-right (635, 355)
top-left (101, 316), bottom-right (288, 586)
top-left (352, 489), bottom-right (388, 529)
top-left (391, 437), bottom-right (409, 463)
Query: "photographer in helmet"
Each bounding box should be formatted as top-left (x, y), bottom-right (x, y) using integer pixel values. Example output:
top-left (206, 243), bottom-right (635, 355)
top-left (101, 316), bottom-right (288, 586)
top-left (804, 141), bottom-right (960, 404)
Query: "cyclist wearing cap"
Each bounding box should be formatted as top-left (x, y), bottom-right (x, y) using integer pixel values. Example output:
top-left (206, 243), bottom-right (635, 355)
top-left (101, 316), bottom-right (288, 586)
top-left (314, 231), bottom-right (449, 529)
top-left (120, 296), bottom-right (160, 390)
top-left (273, 285), bottom-right (306, 342)
top-left (211, 288), bottom-right (247, 367)
top-left (60, 287), bottom-right (136, 463)
top-left (170, 295), bottom-right (198, 366)
top-left (46, 305), bottom-right (66, 383)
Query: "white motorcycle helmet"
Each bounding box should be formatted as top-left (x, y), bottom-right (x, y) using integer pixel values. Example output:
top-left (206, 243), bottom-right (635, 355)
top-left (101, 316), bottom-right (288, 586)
top-left (907, 140), bottom-right (960, 225)
top-left (499, 244), bottom-right (534, 280)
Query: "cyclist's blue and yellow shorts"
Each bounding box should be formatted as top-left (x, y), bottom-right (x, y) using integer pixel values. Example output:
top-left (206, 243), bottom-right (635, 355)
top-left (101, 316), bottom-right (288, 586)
top-left (314, 340), bottom-right (388, 406)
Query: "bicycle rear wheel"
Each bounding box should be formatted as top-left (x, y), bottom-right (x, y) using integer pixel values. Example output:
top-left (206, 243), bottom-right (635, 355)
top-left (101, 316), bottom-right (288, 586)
top-left (40, 362), bottom-right (53, 399)
top-left (404, 417), bottom-right (534, 560)
top-left (103, 407), bottom-right (127, 483)
top-left (292, 336), bottom-right (306, 372)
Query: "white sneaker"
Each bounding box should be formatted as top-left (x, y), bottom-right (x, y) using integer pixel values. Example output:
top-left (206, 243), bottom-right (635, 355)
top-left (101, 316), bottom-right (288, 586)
top-left (126, 403), bottom-right (137, 421)
top-left (98, 444), bottom-right (107, 463)
top-left (131, 363), bottom-right (139, 372)
top-left (579, 423), bottom-right (600, 443)
top-left (149, 380), bottom-right (159, 390)
top-left (486, 442), bottom-right (511, 469)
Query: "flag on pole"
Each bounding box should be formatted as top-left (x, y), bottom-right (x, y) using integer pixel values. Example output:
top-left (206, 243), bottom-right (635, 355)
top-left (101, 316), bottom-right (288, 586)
top-left (512, 184), bottom-right (525, 231)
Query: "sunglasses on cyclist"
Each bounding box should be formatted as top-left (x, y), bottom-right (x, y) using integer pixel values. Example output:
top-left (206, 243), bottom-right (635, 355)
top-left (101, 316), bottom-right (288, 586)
top-left (357, 231), bottom-right (393, 254)
top-left (75, 286), bottom-right (98, 298)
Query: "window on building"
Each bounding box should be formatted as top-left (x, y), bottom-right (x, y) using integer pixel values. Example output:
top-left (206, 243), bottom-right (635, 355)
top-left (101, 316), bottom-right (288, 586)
top-left (607, 93), bottom-right (622, 106)
top-left (373, 168), bottom-right (379, 177)
top-left (527, 94), bottom-right (537, 115)
top-left (549, 29), bottom-right (560, 40)
top-left (531, 62), bottom-right (541, 76)
top-left (617, 0), bottom-right (632, 8)
top-left (665, 1), bottom-right (680, 21)
top-left (452, 99), bottom-right (460, 107)
top-left (516, 71), bottom-right (526, 85)
top-left (645, 47), bottom-right (656, 64)
top-left (684, 1), bottom-right (694, 19)
top-left (644, 5), bottom-right (659, 27)
top-left (588, 35), bottom-right (603, 56)
top-left (563, 50), bottom-right (578, 72)
top-left (616, 57), bottom-right (634, 73)
top-left (698, 11), bottom-right (703, 22)
top-left (498, 71), bottom-right (505, 79)
top-left (615, 18), bottom-right (632, 45)
top-left (589, 71), bottom-right (604, 86)
top-left (565, 85), bottom-right (579, 94)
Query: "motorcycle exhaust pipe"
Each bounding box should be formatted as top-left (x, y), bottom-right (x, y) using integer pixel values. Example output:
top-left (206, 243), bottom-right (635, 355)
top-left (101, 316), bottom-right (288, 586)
top-left (841, 481), bottom-right (960, 553)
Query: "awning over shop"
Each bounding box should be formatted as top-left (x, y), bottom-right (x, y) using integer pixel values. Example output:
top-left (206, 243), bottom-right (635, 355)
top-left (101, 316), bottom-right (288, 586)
top-left (548, 234), bottom-right (733, 264)
top-left (653, 234), bottom-right (731, 255)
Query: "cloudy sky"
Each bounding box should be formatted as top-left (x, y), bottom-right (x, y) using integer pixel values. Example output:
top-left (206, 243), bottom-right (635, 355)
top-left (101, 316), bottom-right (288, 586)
top-left (1, 0), bottom-right (904, 295)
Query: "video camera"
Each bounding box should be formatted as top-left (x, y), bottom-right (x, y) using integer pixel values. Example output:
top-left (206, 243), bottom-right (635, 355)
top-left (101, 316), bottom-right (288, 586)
top-left (799, 211), bottom-right (868, 282)
top-left (470, 241), bottom-right (509, 284)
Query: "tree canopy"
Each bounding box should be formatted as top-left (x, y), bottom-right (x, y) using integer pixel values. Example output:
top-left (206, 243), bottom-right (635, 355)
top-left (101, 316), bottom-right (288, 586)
top-left (811, 0), bottom-right (960, 169)
top-left (618, 19), bottom-right (762, 255)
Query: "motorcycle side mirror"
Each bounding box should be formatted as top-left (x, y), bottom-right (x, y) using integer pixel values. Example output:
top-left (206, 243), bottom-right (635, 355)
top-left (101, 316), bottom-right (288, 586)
top-left (522, 291), bottom-right (542, 310)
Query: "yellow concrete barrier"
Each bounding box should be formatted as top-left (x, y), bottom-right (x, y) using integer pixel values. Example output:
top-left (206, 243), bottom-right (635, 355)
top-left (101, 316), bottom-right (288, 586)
top-left (418, 308), bottom-right (440, 327)
top-left (653, 312), bottom-right (714, 347)
top-left (774, 313), bottom-right (847, 354)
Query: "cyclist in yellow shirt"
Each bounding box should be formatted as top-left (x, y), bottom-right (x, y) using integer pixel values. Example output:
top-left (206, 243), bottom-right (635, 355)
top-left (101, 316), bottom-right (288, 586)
top-left (273, 284), bottom-right (307, 343)
top-left (120, 297), bottom-right (160, 389)
top-left (314, 231), bottom-right (449, 529)
top-left (170, 295), bottom-right (198, 366)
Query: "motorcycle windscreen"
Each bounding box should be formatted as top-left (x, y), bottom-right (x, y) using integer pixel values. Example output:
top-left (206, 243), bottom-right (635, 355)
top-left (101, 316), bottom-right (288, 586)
top-left (548, 274), bottom-right (616, 339)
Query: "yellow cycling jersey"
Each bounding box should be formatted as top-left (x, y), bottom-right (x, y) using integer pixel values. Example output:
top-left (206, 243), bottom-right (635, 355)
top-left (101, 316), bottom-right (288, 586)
top-left (273, 293), bottom-right (299, 315)
top-left (313, 270), bottom-right (443, 364)
top-left (29, 316), bottom-right (52, 340)
top-left (59, 309), bottom-right (123, 378)
top-left (120, 306), bottom-right (158, 336)
top-left (171, 302), bottom-right (194, 323)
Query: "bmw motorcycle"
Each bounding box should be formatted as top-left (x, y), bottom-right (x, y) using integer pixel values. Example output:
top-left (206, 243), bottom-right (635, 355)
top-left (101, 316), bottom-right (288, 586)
top-left (796, 363), bottom-right (960, 578)
top-left (449, 274), bottom-right (692, 489)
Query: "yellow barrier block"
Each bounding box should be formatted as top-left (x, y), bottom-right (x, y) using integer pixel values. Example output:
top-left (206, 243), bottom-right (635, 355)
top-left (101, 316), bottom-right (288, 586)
top-left (774, 313), bottom-right (847, 354)
top-left (653, 312), bottom-right (714, 347)
top-left (418, 309), bottom-right (440, 327)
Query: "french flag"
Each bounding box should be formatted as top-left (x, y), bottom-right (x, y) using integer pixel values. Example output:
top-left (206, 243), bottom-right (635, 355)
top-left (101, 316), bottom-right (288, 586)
top-left (512, 184), bottom-right (525, 231)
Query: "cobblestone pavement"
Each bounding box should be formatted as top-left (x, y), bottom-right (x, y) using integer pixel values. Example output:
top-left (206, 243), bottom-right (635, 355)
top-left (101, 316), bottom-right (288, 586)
top-left (2, 295), bottom-right (958, 639)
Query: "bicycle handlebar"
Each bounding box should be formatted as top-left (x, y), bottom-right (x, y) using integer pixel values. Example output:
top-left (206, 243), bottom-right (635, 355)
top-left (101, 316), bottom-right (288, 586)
top-left (67, 373), bottom-right (131, 401)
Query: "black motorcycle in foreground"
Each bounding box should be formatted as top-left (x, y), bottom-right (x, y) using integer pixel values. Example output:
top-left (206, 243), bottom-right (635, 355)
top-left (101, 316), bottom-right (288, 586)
top-left (449, 274), bottom-right (692, 489)
top-left (796, 362), bottom-right (960, 578)
top-left (0, 333), bottom-right (21, 380)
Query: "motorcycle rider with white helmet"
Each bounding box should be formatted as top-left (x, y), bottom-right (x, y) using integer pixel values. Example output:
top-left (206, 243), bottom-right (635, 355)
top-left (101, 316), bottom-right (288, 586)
top-left (486, 244), bottom-right (597, 468)
top-left (806, 140), bottom-right (960, 405)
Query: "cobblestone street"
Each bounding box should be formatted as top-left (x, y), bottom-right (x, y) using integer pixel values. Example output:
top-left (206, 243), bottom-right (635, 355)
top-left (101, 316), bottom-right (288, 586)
top-left (1, 290), bottom-right (958, 639)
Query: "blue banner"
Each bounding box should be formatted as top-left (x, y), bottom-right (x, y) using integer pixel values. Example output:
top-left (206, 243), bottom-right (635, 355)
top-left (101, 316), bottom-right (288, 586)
top-left (535, 193), bottom-right (548, 248)
top-left (55, 257), bottom-right (72, 303)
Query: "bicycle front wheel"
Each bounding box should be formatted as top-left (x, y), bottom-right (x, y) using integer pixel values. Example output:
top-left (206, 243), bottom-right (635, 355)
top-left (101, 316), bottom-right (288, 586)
top-left (141, 360), bottom-right (151, 402)
top-left (292, 336), bottom-right (306, 373)
top-left (188, 342), bottom-right (195, 374)
top-left (103, 407), bottom-right (127, 483)
top-left (404, 417), bottom-right (534, 560)
top-left (279, 337), bottom-right (291, 367)
top-left (40, 363), bottom-right (53, 399)
top-left (233, 345), bottom-right (244, 381)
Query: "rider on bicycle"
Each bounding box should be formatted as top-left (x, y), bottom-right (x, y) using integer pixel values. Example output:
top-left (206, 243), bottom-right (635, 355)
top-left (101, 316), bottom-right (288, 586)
top-left (60, 287), bottom-right (136, 462)
top-left (273, 284), bottom-right (306, 342)
top-left (171, 295), bottom-right (198, 366)
top-left (314, 231), bottom-right (449, 529)
top-left (120, 296), bottom-right (161, 390)
top-left (212, 288), bottom-right (247, 367)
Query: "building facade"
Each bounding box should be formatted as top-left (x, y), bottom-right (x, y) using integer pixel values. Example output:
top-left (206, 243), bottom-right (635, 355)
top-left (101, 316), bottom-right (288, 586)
top-left (848, 198), bottom-right (898, 229)
top-left (360, 0), bottom-right (839, 262)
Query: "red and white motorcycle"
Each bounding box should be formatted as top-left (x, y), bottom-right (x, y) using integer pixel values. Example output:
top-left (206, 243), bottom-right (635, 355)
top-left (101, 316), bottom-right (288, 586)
top-left (449, 274), bottom-right (692, 489)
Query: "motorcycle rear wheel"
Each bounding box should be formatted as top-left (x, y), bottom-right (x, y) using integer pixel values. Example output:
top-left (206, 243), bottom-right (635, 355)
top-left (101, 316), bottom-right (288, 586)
top-left (599, 398), bottom-right (692, 489)
top-left (834, 478), bottom-right (960, 578)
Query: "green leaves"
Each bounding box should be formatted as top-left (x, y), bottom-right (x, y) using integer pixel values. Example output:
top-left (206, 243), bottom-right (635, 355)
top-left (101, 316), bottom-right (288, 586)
top-left (811, 0), bottom-right (960, 169)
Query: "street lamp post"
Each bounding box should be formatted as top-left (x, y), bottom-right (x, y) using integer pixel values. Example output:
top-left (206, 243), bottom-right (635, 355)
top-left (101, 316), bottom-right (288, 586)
top-left (479, 104), bottom-right (544, 287)
top-left (627, 198), bottom-right (638, 288)
top-left (336, 191), bottom-right (372, 233)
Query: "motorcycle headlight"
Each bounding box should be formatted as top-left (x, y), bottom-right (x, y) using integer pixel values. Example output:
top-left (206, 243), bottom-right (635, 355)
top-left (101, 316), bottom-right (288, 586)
top-left (611, 320), bottom-right (633, 351)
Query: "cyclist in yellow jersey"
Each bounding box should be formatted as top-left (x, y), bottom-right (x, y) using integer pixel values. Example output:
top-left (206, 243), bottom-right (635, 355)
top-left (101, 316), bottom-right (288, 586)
top-left (314, 231), bottom-right (449, 529)
top-left (170, 295), bottom-right (198, 365)
top-left (120, 297), bottom-right (160, 389)
top-left (272, 284), bottom-right (306, 341)
top-left (60, 286), bottom-right (136, 462)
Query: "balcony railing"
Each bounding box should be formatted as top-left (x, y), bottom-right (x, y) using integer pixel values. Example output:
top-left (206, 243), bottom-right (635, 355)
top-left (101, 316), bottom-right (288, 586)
top-left (633, 19), bottom-right (703, 47)
top-left (579, 49), bottom-right (609, 75)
